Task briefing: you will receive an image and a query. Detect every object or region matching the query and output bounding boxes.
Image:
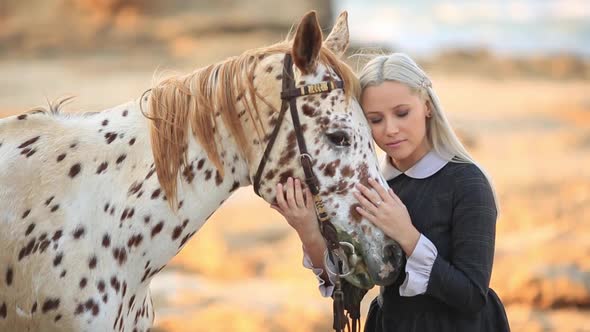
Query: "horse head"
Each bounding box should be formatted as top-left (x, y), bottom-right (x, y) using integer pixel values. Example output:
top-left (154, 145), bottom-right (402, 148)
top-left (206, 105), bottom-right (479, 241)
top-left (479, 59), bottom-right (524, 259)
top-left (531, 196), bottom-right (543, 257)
top-left (249, 11), bottom-right (403, 289)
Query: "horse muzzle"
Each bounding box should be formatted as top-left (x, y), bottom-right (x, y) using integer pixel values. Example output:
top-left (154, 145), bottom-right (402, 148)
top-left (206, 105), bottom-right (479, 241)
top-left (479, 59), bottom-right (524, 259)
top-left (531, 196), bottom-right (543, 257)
top-left (368, 242), bottom-right (404, 286)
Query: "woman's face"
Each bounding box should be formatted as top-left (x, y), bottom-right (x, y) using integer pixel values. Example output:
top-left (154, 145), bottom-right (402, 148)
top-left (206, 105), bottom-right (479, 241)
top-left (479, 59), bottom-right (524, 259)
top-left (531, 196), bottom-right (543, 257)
top-left (361, 81), bottom-right (430, 170)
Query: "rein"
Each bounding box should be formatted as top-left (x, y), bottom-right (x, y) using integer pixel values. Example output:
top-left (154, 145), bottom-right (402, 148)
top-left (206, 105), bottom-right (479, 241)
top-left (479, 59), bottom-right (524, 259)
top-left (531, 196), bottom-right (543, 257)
top-left (252, 53), bottom-right (364, 332)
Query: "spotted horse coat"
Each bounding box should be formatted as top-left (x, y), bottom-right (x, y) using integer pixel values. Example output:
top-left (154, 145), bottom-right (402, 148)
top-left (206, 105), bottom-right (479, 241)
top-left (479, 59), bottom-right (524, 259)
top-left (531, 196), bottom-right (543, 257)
top-left (0, 11), bottom-right (401, 332)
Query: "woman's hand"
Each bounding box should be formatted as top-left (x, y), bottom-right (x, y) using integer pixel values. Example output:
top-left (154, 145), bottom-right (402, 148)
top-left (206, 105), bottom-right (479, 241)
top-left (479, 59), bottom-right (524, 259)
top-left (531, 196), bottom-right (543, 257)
top-left (353, 178), bottom-right (420, 256)
top-left (271, 177), bottom-right (323, 246)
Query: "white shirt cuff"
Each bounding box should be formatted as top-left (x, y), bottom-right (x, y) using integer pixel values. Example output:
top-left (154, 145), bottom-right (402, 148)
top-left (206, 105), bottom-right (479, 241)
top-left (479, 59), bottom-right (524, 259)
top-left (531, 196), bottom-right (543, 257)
top-left (399, 234), bottom-right (438, 297)
top-left (302, 247), bottom-right (336, 297)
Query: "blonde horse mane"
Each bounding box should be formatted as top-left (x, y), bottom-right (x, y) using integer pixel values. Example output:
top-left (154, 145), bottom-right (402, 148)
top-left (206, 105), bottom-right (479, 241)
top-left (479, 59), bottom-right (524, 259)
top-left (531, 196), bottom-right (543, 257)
top-left (144, 39), bottom-right (360, 206)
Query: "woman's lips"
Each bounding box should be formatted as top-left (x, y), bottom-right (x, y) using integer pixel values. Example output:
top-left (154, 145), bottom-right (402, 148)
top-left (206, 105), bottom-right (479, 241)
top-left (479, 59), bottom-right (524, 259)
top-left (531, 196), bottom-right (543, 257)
top-left (385, 139), bottom-right (406, 148)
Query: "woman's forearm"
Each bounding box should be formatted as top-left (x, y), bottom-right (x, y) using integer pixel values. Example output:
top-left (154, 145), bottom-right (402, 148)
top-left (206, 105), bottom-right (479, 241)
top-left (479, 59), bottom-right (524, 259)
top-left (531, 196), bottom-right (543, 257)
top-left (300, 231), bottom-right (331, 284)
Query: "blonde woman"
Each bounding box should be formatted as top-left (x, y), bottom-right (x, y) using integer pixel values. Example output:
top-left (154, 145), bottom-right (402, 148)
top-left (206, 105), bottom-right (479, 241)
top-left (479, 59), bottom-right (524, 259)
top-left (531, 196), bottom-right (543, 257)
top-left (272, 53), bottom-right (510, 331)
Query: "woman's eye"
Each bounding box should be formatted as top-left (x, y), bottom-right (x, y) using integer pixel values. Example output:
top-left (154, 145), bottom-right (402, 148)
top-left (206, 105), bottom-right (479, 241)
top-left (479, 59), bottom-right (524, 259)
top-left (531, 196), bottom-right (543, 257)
top-left (397, 110), bottom-right (409, 117)
top-left (369, 118), bottom-right (382, 124)
top-left (326, 131), bottom-right (351, 147)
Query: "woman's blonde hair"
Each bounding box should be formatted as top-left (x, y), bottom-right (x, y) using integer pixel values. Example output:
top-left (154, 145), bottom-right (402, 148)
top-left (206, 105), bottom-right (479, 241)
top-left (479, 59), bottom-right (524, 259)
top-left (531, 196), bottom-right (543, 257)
top-left (358, 53), bottom-right (498, 208)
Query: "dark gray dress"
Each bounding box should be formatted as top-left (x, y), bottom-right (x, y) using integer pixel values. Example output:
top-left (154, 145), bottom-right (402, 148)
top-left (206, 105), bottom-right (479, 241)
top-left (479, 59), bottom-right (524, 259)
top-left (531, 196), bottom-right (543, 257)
top-left (365, 161), bottom-right (510, 332)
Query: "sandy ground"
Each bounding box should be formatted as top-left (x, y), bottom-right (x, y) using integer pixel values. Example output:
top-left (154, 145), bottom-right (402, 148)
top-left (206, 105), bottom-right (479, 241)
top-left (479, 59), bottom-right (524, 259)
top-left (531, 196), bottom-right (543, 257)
top-left (1, 54), bottom-right (589, 331)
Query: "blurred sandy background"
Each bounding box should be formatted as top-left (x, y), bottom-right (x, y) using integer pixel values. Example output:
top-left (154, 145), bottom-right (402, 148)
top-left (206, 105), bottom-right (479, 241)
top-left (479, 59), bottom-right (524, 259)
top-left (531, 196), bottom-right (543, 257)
top-left (1, 1), bottom-right (589, 331)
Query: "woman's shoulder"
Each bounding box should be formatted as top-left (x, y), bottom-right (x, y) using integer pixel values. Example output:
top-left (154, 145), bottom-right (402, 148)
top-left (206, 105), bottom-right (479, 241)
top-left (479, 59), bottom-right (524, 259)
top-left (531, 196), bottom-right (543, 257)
top-left (443, 160), bottom-right (488, 181)
top-left (444, 161), bottom-right (496, 208)
top-left (442, 161), bottom-right (494, 197)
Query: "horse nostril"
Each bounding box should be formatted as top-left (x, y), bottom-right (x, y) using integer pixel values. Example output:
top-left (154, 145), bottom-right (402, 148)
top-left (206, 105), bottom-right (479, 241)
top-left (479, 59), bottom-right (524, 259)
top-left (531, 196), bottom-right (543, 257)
top-left (383, 243), bottom-right (402, 262)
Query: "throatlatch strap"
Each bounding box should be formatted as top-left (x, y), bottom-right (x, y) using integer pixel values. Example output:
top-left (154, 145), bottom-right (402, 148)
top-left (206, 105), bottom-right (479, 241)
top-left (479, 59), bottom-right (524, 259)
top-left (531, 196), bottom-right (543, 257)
top-left (252, 54), bottom-right (293, 196)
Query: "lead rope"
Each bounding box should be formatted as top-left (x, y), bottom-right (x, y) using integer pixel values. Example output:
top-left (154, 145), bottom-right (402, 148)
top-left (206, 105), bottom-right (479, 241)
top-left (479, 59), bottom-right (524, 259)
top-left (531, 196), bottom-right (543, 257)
top-left (332, 261), bottom-right (347, 332)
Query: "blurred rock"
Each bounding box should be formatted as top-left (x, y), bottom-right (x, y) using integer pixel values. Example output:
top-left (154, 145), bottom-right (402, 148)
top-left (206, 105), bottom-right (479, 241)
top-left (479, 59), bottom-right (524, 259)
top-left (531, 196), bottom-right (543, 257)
top-left (507, 305), bottom-right (590, 332)
top-left (0, 0), bottom-right (333, 58)
top-left (69, 0), bottom-right (154, 15)
top-left (168, 196), bottom-right (297, 280)
top-left (170, 225), bottom-right (236, 277)
top-left (492, 177), bottom-right (590, 318)
top-left (157, 304), bottom-right (270, 332)
top-left (421, 48), bottom-right (590, 81)
top-left (504, 264), bottom-right (590, 309)
top-left (150, 271), bottom-right (336, 332)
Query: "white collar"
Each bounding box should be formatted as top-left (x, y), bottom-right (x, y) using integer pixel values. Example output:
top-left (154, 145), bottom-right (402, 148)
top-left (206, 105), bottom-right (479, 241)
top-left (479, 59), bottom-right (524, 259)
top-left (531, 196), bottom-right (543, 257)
top-left (380, 150), bottom-right (450, 181)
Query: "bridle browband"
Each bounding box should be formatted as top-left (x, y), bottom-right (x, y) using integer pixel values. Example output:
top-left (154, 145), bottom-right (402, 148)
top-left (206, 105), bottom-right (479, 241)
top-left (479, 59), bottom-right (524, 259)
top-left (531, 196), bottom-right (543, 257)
top-left (252, 53), bottom-right (355, 332)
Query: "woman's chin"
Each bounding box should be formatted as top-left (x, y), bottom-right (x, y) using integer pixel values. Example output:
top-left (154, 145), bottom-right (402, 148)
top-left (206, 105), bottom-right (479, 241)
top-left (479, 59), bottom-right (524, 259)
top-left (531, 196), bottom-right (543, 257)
top-left (388, 150), bottom-right (412, 162)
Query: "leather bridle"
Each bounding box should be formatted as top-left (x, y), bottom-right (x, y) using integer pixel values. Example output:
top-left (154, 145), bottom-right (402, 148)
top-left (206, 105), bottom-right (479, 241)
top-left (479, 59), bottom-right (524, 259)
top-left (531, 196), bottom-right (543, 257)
top-left (253, 53), bottom-right (343, 252)
top-left (252, 53), bottom-right (354, 332)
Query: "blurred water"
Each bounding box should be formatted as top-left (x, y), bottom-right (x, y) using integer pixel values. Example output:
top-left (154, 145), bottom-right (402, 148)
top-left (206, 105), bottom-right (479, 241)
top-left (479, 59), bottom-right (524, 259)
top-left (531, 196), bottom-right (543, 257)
top-left (334, 0), bottom-right (590, 57)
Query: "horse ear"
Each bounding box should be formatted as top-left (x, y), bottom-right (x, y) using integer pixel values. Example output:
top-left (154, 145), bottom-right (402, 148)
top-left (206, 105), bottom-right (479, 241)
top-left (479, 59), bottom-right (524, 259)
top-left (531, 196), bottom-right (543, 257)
top-left (292, 10), bottom-right (323, 75)
top-left (324, 11), bottom-right (350, 57)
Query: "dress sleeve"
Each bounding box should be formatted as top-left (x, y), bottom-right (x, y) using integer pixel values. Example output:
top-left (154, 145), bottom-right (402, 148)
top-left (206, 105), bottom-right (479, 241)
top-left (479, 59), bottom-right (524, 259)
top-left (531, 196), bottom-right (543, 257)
top-left (425, 165), bottom-right (497, 314)
top-left (399, 234), bottom-right (438, 296)
top-left (302, 247), bottom-right (335, 297)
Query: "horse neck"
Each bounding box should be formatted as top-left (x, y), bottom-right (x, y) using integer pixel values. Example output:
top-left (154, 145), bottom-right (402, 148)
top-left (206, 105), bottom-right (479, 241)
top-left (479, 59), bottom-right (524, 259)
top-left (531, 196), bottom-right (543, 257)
top-left (111, 101), bottom-right (251, 281)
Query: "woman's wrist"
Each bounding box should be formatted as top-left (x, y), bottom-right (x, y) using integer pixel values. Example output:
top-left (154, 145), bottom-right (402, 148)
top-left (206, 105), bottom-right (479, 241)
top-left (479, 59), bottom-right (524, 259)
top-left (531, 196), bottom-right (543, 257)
top-left (399, 226), bottom-right (421, 257)
top-left (299, 228), bottom-right (325, 249)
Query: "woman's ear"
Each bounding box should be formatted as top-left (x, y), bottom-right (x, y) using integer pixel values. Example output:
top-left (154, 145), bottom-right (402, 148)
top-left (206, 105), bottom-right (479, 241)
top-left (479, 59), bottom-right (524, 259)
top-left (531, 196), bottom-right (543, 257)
top-left (425, 100), bottom-right (433, 118)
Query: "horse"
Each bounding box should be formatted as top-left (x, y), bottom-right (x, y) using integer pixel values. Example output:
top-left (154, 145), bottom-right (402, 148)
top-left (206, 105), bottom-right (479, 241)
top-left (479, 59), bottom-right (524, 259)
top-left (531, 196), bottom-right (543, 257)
top-left (0, 11), bottom-right (401, 332)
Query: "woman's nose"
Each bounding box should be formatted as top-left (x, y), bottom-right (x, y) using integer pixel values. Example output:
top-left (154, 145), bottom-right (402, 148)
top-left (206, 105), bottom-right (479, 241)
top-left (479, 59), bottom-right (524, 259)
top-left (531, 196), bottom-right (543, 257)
top-left (385, 119), bottom-right (400, 136)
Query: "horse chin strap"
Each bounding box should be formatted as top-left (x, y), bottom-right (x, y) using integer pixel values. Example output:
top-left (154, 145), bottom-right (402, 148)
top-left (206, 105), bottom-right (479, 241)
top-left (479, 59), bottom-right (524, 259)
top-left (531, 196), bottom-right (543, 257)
top-left (252, 53), bottom-right (358, 332)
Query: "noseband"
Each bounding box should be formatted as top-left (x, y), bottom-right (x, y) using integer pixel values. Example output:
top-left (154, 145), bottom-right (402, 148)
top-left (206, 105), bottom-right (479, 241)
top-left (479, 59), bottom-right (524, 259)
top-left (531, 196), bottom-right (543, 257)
top-left (252, 53), bottom-right (356, 332)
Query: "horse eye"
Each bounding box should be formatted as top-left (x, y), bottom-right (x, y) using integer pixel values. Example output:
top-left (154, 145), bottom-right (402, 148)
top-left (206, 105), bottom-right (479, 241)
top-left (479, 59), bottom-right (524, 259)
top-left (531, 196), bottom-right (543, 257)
top-left (326, 131), bottom-right (351, 147)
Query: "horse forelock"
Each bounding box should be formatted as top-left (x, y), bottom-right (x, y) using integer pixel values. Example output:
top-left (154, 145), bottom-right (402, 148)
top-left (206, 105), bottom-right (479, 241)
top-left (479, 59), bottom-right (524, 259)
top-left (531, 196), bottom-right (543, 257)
top-left (145, 39), bottom-right (360, 206)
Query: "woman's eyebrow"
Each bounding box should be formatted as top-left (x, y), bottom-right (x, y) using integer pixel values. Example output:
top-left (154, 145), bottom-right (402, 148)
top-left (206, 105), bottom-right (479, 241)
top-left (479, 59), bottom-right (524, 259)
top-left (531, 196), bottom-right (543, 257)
top-left (392, 103), bottom-right (411, 110)
top-left (365, 104), bottom-right (410, 115)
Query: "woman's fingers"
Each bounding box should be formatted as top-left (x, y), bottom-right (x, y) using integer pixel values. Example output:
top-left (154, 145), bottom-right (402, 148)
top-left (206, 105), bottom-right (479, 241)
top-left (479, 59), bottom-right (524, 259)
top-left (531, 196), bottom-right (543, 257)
top-left (355, 205), bottom-right (377, 223)
top-left (294, 179), bottom-right (305, 208)
top-left (285, 178), bottom-right (297, 207)
top-left (368, 178), bottom-right (391, 203)
top-left (355, 182), bottom-right (382, 206)
top-left (353, 191), bottom-right (379, 213)
top-left (275, 183), bottom-right (288, 210)
top-left (276, 178), bottom-right (309, 211)
top-left (388, 188), bottom-right (403, 205)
